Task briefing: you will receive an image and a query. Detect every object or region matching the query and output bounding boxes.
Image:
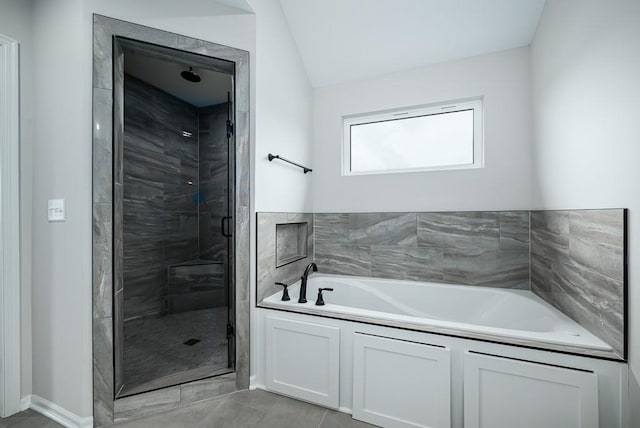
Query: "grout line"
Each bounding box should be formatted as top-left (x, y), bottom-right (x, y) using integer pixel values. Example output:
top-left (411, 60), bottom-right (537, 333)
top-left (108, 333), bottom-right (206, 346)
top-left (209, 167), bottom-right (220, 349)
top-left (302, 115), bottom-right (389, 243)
top-left (317, 409), bottom-right (328, 428)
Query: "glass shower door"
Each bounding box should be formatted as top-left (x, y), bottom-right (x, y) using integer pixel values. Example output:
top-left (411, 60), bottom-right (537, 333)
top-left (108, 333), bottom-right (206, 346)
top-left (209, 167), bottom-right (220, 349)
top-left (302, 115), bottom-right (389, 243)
top-left (114, 36), bottom-right (235, 398)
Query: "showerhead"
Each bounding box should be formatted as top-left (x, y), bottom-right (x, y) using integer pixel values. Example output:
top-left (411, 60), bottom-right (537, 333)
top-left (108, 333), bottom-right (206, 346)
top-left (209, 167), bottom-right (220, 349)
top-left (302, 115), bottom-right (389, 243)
top-left (181, 67), bottom-right (201, 83)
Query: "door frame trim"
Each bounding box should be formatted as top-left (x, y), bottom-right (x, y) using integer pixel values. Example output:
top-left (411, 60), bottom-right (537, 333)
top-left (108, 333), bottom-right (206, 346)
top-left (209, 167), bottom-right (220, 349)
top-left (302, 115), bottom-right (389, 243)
top-left (91, 15), bottom-right (251, 427)
top-left (0, 33), bottom-right (22, 417)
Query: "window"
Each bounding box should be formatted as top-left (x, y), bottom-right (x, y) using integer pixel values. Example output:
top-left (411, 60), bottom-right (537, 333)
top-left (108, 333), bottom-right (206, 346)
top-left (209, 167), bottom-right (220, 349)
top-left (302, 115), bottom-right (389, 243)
top-left (342, 98), bottom-right (483, 175)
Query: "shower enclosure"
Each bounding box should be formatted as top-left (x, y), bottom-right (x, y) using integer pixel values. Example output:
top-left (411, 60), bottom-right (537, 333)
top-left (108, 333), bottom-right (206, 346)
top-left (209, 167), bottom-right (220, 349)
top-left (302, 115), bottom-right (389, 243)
top-left (113, 37), bottom-right (235, 397)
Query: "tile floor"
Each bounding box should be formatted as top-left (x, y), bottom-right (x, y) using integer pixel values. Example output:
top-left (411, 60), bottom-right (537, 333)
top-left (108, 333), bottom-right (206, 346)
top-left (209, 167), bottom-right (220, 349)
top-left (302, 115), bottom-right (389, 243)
top-left (0, 410), bottom-right (63, 428)
top-left (0, 390), bottom-right (377, 428)
top-left (122, 307), bottom-right (229, 396)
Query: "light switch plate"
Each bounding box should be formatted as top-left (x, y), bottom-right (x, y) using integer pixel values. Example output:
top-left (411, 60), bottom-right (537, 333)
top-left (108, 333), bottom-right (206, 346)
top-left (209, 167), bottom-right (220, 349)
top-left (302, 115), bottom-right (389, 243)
top-left (48, 199), bottom-right (66, 222)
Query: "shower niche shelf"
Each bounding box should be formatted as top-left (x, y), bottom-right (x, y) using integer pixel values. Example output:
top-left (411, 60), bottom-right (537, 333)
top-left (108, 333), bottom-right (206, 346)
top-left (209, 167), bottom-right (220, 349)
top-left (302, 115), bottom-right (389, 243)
top-left (275, 222), bottom-right (308, 268)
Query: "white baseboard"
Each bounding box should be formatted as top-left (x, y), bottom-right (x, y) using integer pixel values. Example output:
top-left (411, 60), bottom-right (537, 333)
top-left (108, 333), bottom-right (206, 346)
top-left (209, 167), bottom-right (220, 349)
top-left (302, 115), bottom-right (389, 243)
top-left (19, 396), bottom-right (30, 412)
top-left (20, 395), bottom-right (93, 428)
top-left (249, 375), bottom-right (262, 390)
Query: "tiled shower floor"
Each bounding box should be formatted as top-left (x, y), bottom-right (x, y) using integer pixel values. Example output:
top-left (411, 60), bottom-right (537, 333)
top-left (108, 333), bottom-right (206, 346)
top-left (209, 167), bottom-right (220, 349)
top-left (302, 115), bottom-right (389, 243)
top-left (122, 307), bottom-right (230, 396)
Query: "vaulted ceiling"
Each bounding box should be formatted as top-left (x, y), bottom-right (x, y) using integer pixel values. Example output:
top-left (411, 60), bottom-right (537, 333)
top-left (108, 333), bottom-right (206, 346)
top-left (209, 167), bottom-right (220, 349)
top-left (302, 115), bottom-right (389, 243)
top-left (279, 0), bottom-right (546, 87)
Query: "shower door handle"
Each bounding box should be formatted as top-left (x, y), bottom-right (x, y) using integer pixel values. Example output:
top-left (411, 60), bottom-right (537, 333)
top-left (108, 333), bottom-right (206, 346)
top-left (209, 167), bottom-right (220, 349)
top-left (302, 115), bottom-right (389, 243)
top-left (221, 216), bottom-right (232, 237)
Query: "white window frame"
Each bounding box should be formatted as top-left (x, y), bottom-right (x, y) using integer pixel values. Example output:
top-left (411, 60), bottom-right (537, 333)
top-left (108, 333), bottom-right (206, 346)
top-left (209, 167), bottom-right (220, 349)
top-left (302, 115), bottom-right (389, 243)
top-left (342, 98), bottom-right (484, 176)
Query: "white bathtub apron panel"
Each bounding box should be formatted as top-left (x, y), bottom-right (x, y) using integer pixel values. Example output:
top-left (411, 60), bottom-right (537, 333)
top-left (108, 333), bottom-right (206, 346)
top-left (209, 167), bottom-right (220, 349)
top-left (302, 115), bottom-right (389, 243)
top-left (463, 351), bottom-right (598, 428)
top-left (265, 316), bottom-right (340, 408)
top-left (352, 333), bottom-right (451, 428)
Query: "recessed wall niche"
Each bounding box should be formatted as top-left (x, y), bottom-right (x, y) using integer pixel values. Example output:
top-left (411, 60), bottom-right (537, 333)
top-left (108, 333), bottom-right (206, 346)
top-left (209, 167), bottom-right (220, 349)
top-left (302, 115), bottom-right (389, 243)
top-left (256, 213), bottom-right (314, 304)
top-left (276, 222), bottom-right (308, 267)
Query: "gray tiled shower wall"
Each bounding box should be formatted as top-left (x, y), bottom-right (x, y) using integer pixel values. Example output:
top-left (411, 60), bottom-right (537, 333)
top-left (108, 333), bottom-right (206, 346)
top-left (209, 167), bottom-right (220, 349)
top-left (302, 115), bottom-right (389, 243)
top-left (257, 209), bottom-right (626, 358)
top-left (123, 74), bottom-right (229, 319)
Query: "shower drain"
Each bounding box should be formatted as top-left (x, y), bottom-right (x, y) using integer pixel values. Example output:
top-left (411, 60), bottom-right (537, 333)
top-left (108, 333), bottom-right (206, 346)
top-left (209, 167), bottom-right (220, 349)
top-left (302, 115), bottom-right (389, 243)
top-left (183, 338), bottom-right (201, 346)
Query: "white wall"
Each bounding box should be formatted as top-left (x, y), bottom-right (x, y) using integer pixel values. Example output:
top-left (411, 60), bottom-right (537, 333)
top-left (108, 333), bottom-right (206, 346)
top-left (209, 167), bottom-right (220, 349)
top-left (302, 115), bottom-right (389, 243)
top-left (252, 1), bottom-right (313, 212)
top-left (530, 0), bottom-right (640, 424)
top-left (31, 0), bottom-right (96, 416)
top-left (0, 0), bottom-right (34, 402)
top-left (247, 0), bottom-right (313, 392)
top-left (312, 47), bottom-right (533, 213)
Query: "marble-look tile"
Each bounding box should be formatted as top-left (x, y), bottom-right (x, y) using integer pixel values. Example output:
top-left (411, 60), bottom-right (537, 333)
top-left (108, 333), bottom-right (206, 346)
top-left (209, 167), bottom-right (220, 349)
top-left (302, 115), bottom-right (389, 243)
top-left (235, 110), bottom-right (251, 208)
top-left (93, 16), bottom-right (114, 90)
top-left (530, 209), bottom-right (625, 357)
top-left (235, 57), bottom-right (250, 113)
top-left (443, 249), bottom-right (529, 289)
top-left (371, 246), bottom-right (443, 282)
top-left (315, 213), bottom-right (350, 245)
top-left (417, 212), bottom-right (500, 249)
top-left (235, 299), bottom-right (251, 389)
top-left (117, 397), bottom-right (266, 428)
top-left (121, 308), bottom-right (229, 396)
top-left (166, 262), bottom-right (226, 312)
top-left (123, 74), bottom-right (200, 319)
top-left (93, 88), bottom-right (113, 203)
top-left (198, 103), bottom-right (229, 263)
top-left (114, 183), bottom-right (124, 293)
top-left (236, 205), bottom-right (252, 303)
top-left (176, 35), bottom-right (249, 65)
top-left (180, 374), bottom-right (237, 404)
top-left (113, 40), bottom-right (124, 186)
top-left (0, 409), bottom-right (64, 428)
top-left (321, 410), bottom-right (376, 428)
top-left (259, 395), bottom-right (328, 428)
top-left (199, 400), bottom-right (267, 428)
top-left (113, 396), bottom-right (223, 427)
top-left (114, 289), bottom-right (124, 396)
top-left (115, 385), bottom-right (182, 421)
top-left (534, 259), bottom-right (624, 356)
top-left (315, 243), bottom-right (371, 277)
top-left (273, 253), bottom-right (315, 289)
top-left (530, 211), bottom-right (570, 262)
top-left (556, 260), bottom-right (624, 353)
top-left (530, 253), bottom-right (555, 293)
top-left (276, 223), bottom-right (308, 266)
top-left (228, 389), bottom-right (281, 412)
top-left (257, 213), bottom-right (279, 299)
top-left (93, 203), bottom-right (113, 318)
top-left (94, 17), bottom-right (179, 90)
top-left (93, 317), bottom-right (114, 426)
top-left (568, 210), bottom-right (624, 282)
top-left (499, 211), bottom-right (529, 250)
top-left (494, 250), bottom-right (530, 289)
top-left (350, 212), bottom-right (417, 246)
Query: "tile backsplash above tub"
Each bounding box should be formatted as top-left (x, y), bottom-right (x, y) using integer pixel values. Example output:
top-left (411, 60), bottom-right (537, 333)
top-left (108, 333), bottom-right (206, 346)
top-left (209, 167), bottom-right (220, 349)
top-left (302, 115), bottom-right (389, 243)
top-left (530, 209), bottom-right (626, 357)
top-left (314, 212), bottom-right (530, 289)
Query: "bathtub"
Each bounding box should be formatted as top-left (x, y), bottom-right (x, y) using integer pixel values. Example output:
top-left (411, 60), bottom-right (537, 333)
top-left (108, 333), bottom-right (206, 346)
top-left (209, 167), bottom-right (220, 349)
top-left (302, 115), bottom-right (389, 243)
top-left (261, 273), bottom-right (612, 354)
top-left (257, 274), bottom-right (626, 427)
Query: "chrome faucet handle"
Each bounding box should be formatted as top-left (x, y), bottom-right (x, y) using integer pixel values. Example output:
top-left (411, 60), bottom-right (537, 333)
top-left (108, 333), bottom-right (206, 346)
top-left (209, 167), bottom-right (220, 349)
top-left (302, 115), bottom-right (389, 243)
top-left (315, 288), bottom-right (334, 306)
top-left (275, 282), bottom-right (290, 301)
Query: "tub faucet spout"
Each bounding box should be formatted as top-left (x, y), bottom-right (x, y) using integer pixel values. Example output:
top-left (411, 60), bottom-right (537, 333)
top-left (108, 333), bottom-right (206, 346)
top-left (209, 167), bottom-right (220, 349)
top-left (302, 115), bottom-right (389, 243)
top-left (299, 262), bottom-right (318, 303)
